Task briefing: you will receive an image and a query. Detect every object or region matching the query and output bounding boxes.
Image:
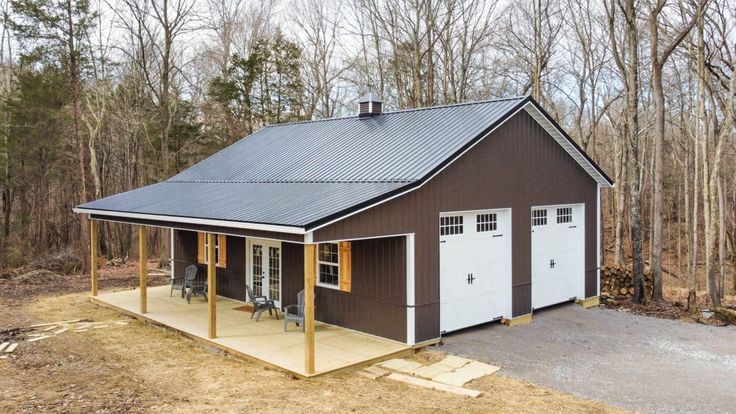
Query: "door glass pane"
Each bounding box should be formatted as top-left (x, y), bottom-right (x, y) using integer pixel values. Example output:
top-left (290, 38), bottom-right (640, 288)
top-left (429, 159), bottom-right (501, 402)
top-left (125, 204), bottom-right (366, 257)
top-left (269, 246), bottom-right (280, 301)
top-left (252, 244), bottom-right (263, 296)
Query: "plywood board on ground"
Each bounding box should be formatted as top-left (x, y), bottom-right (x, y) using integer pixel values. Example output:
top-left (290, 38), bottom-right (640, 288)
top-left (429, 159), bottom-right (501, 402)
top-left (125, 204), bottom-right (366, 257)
top-left (385, 373), bottom-right (482, 398)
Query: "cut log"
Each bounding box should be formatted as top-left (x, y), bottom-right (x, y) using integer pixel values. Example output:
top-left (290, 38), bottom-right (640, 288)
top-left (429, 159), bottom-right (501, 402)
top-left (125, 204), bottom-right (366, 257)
top-left (713, 308), bottom-right (736, 325)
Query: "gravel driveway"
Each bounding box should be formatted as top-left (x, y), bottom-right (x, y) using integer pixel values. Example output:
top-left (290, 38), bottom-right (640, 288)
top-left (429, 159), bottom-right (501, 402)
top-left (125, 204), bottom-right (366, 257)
top-left (441, 304), bottom-right (736, 414)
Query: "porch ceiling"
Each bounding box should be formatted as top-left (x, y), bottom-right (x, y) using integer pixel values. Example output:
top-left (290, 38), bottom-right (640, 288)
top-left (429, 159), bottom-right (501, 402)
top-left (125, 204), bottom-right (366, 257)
top-left (93, 285), bottom-right (410, 377)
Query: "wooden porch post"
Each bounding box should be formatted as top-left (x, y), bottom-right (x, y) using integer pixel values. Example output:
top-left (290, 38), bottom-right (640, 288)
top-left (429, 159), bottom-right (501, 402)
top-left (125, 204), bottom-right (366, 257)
top-left (139, 225), bottom-right (147, 314)
top-left (304, 243), bottom-right (316, 374)
top-left (207, 233), bottom-right (217, 339)
top-left (90, 220), bottom-right (99, 296)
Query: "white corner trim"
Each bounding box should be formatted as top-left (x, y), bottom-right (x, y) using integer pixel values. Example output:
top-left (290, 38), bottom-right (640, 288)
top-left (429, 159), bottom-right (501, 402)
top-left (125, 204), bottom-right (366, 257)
top-left (406, 233), bottom-right (416, 345)
top-left (73, 207), bottom-right (306, 235)
top-left (170, 229), bottom-right (175, 280)
top-left (596, 184), bottom-right (601, 296)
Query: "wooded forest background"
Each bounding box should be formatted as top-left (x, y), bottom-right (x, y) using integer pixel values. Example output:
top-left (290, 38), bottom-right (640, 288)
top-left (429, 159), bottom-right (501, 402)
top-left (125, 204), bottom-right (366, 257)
top-left (0, 0), bottom-right (733, 307)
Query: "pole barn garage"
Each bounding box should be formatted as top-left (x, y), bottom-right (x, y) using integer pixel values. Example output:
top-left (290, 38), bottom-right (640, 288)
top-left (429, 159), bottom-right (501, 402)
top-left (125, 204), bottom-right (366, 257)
top-left (77, 94), bottom-right (613, 374)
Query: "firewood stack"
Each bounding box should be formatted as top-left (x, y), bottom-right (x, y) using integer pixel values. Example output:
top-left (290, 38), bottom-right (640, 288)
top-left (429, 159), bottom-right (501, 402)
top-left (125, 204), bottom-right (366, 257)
top-left (600, 264), bottom-right (653, 299)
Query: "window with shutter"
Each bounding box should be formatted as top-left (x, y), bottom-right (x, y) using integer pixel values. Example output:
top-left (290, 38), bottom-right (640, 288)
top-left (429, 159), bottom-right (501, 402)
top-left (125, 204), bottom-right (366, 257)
top-left (317, 243), bottom-right (340, 288)
top-left (338, 241), bottom-right (351, 292)
top-left (197, 232), bottom-right (227, 267)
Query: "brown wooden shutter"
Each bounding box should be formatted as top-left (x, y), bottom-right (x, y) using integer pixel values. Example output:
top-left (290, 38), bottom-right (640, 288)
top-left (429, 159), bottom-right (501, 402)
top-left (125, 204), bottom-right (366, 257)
top-left (338, 241), bottom-right (352, 292)
top-left (217, 234), bottom-right (227, 267)
top-left (197, 232), bottom-right (205, 264)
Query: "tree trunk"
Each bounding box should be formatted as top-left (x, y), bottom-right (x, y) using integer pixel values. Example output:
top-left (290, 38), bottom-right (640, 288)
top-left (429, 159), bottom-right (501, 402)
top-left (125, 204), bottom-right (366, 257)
top-left (622, 0), bottom-right (645, 304)
top-left (717, 175), bottom-right (726, 298)
top-left (66, 0), bottom-right (89, 273)
top-left (651, 65), bottom-right (665, 302)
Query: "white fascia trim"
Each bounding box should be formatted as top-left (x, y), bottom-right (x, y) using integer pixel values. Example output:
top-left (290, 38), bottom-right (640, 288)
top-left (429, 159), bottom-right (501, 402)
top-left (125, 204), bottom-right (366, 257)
top-left (523, 103), bottom-right (613, 188)
top-left (74, 207), bottom-right (306, 235)
top-left (596, 184), bottom-right (601, 296)
top-left (406, 233), bottom-right (416, 345)
top-left (170, 230), bottom-right (175, 280)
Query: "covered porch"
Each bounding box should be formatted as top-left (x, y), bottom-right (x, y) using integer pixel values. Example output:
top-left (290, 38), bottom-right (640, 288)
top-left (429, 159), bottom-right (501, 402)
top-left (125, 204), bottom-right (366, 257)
top-left (93, 285), bottom-right (411, 377)
top-left (85, 214), bottom-right (414, 377)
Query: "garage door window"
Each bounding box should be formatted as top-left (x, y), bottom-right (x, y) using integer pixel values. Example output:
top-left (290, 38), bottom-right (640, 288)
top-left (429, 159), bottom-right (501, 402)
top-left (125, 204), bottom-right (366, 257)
top-left (476, 213), bottom-right (497, 232)
top-left (532, 209), bottom-right (547, 226)
top-left (557, 207), bottom-right (572, 223)
top-left (440, 216), bottom-right (463, 235)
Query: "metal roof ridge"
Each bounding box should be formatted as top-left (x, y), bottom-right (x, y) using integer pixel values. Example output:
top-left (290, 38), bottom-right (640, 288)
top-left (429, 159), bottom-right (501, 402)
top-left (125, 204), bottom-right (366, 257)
top-left (163, 179), bottom-right (417, 184)
top-left (258, 95), bottom-right (529, 130)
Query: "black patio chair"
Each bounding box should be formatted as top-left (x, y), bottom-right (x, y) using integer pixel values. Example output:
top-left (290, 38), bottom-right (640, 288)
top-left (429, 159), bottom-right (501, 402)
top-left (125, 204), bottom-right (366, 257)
top-left (283, 290), bottom-right (304, 332)
top-left (183, 264), bottom-right (208, 304)
top-left (170, 262), bottom-right (186, 297)
top-left (245, 284), bottom-right (278, 321)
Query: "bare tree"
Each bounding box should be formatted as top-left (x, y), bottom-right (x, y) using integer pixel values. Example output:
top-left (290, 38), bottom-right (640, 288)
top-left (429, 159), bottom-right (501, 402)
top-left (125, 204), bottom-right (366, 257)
top-left (648, 0), bottom-right (704, 302)
top-left (497, 0), bottom-right (564, 104)
top-left (115, 0), bottom-right (195, 180)
top-left (606, 0), bottom-right (647, 303)
top-left (290, 0), bottom-right (347, 118)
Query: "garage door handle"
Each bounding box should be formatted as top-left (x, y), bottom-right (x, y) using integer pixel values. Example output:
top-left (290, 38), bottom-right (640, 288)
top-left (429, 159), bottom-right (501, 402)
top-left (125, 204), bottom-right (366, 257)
top-left (492, 234), bottom-right (503, 238)
top-left (569, 225), bottom-right (577, 228)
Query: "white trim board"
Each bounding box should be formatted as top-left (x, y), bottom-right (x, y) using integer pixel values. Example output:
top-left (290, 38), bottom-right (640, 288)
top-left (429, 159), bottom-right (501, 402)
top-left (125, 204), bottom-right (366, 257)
top-left (406, 234), bottom-right (416, 345)
top-left (522, 103), bottom-right (613, 188)
top-left (90, 217), bottom-right (300, 244)
top-left (75, 207), bottom-right (306, 235)
top-left (596, 184), bottom-right (601, 296)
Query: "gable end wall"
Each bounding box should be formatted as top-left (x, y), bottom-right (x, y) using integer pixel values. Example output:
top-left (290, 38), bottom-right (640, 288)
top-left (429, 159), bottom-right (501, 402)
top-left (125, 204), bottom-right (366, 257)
top-left (313, 110), bottom-right (598, 342)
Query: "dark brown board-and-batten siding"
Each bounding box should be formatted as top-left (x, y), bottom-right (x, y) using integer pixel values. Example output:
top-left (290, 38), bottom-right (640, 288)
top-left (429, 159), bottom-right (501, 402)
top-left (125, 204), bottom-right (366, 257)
top-left (174, 231), bottom-right (408, 342)
top-left (313, 110), bottom-right (598, 343)
top-left (173, 230), bottom-right (246, 301)
top-left (282, 237), bottom-right (407, 343)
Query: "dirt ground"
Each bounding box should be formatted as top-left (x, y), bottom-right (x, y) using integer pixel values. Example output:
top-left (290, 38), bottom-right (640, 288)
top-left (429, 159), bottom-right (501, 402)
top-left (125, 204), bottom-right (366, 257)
top-left (0, 266), bottom-right (627, 413)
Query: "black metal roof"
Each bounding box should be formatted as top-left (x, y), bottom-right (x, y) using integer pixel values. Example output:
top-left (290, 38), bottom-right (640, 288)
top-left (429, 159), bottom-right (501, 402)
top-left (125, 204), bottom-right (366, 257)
top-left (76, 96), bottom-right (612, 231)
top-left (78, 181), bottom-right (406, 227)
top-left (168, 96), bottom-right (525, 183)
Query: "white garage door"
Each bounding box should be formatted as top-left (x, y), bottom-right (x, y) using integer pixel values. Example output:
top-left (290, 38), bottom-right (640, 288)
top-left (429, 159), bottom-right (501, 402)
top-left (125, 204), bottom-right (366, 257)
top-left (440, 209), bottom-right (512, 333)
top-left (531, 204), bottom-right (585, 310)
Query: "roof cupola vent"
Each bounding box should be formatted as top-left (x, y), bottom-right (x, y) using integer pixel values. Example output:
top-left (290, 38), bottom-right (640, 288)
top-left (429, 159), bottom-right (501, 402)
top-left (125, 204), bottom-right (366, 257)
top-left (358, 92), bottom-right (382, 118)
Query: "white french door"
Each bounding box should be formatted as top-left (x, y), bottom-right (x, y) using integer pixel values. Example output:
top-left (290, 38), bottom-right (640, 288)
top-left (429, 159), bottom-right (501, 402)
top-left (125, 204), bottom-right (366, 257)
top-left (248, 239), bottom-right (282, 307)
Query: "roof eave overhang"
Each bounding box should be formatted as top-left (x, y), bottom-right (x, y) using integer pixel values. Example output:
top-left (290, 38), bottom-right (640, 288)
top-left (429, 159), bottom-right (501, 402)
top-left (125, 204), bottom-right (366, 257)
top-left (75, 96), bottom-right (613, 238)
top-left (73, 207), bottom-right (308, 235)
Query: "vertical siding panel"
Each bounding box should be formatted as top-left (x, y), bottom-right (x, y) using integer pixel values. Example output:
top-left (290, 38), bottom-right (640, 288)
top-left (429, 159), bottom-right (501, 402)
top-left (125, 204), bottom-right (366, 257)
top-left (313, 236), bottom-right (406, 342)
top-left (174, 231), bottom-right (246, 301)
